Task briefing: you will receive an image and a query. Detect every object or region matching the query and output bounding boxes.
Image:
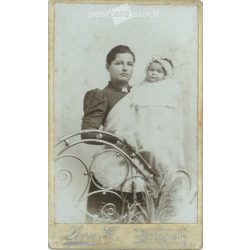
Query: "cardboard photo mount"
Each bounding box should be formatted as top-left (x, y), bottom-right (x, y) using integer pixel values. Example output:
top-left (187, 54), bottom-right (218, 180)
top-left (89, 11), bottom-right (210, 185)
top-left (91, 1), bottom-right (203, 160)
top-left (49, 0), bottom-right (203, 249)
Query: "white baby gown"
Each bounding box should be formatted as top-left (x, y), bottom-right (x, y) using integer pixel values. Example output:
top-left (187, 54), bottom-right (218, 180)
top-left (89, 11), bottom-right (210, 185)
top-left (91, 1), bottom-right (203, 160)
top-left (102, 79), bottom-right (191, 222)
top-left (103, 79), bottom-right (185, 174)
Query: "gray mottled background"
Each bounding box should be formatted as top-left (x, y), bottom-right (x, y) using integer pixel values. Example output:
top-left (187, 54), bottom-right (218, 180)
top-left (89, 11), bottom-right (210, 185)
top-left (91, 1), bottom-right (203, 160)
top-left (53, 3), bottom-right (198, 223)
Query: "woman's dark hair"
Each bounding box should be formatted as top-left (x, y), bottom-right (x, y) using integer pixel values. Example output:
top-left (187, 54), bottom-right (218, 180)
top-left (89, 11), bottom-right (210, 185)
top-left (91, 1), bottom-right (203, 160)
top-left (106, 45), bottom-right (135, 65)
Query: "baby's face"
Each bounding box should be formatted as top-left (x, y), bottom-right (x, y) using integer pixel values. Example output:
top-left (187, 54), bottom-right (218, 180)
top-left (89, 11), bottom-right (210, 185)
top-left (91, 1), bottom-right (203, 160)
top-left (146, 62), bottom-right (165, 83)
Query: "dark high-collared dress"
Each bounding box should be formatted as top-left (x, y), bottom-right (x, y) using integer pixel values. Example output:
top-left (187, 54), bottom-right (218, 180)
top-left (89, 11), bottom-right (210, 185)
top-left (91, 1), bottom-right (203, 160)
top-left (81, 82), bottom-right (129, 131)
top-left (81, 82), bottom-right (137, 222)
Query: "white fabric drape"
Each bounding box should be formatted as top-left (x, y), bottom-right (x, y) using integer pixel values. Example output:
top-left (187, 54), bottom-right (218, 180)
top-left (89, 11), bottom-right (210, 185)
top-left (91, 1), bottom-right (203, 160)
top-left (103, 79), bottom-right (185, 175)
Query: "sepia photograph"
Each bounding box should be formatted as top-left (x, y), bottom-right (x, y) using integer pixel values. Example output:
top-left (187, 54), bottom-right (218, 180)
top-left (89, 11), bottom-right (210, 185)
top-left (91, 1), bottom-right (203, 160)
top-left (49, 0), bottom-right (202, 249)
top-left (4, 0), bottom-right (250, 250)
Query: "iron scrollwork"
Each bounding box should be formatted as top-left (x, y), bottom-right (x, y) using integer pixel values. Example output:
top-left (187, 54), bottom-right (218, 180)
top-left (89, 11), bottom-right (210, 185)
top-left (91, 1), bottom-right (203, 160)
top-left (55, 129), bottom-right (191, 223)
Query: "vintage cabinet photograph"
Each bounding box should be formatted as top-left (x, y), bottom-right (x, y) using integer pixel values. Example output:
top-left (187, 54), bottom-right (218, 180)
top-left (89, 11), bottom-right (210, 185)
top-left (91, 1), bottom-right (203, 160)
top-left (49, 0), bottom-right (202, 249)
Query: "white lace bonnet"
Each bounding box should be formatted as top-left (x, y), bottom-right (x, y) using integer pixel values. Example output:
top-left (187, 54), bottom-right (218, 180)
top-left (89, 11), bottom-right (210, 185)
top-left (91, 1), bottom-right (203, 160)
top-left (145, 55), bottom-right (173, 78)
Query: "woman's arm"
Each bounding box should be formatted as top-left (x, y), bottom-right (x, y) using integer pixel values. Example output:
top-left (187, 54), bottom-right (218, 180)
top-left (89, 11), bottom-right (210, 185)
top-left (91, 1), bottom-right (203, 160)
top-left (81, 89), bottom-right (118, 144)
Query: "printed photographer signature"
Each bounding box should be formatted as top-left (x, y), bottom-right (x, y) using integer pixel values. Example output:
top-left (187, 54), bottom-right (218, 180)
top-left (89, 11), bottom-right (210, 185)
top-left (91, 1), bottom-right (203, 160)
top-left (62, 225), bottom-right (119, 245)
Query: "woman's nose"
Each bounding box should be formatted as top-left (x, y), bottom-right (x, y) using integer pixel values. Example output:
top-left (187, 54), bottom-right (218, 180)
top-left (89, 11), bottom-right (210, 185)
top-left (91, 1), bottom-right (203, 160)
top-left (122, 64), bottom-right (128, 71)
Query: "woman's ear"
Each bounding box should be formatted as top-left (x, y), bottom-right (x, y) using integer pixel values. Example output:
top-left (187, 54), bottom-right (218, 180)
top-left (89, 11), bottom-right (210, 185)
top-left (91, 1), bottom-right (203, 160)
top-left (105, 64), bottom-right (109, 72)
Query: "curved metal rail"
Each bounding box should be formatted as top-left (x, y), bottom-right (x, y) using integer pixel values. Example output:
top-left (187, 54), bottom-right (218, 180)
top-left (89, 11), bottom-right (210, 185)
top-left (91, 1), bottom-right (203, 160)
top-left (54, 129), bottom-right (192, 223)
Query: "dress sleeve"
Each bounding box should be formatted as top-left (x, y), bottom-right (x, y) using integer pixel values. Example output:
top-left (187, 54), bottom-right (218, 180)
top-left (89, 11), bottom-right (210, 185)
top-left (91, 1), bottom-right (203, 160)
top-left (81, 89), bottom-right (108, 130)
top-left (81, 89), bottom-right (119, 144)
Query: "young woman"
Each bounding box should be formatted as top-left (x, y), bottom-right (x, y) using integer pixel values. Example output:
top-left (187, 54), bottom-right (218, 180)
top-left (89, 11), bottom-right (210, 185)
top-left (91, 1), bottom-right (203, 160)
top-left (81, 45), bottom-right (146, 222)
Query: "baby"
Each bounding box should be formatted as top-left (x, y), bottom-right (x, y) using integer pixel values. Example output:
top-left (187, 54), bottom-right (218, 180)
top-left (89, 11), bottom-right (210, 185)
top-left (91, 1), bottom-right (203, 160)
top-left (104, 55), bottom-right (185, 174)
top-left (129, 56), bottom-right (179, 110)
top-left (103, 56), bottom-right (189, 221)
top-left (145, 56), bottom-right (173, 83)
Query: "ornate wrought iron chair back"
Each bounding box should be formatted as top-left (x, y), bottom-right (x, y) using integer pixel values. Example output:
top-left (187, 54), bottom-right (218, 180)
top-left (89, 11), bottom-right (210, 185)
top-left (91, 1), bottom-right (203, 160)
top-left (55, 129), bottom-right (157, 223)
top-left (55, 130), bottom-right (191, 223)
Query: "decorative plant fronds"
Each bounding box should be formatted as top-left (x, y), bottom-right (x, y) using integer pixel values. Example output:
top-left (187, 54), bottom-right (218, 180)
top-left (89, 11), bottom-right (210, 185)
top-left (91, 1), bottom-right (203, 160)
top-left (89, 169), bottom-right (191, 224)
top-left (126, 200), bottom-right (150, 224)
top-left (134, 170), bottom-right (192, 223)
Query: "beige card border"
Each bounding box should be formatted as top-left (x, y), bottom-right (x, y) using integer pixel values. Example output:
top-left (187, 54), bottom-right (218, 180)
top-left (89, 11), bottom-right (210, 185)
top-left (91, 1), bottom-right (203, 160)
top-left (48, 0), bottom-right (203, 249)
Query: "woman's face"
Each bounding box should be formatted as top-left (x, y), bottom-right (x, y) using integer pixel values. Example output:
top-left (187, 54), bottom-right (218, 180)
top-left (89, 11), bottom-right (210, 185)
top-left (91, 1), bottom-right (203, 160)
top-left (146, 62), bottom-right (165, 83)
top-left (106, 53), bottom-right (134, 85)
